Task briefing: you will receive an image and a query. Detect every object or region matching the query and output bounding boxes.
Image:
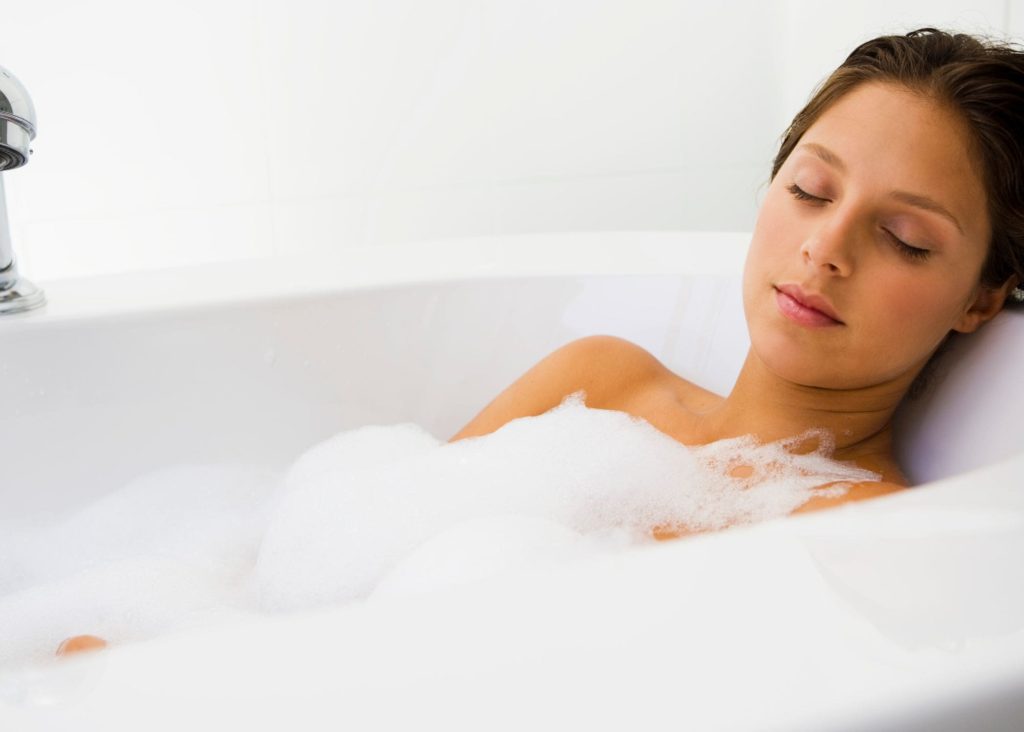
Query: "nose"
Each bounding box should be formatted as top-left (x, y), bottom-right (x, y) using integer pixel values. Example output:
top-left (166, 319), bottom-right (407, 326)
top-left (799, 214), bottom-right (856, 277)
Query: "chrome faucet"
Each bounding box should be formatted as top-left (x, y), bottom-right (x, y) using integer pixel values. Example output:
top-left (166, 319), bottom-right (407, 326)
top-left (0, 64), bottom-right (44, 314)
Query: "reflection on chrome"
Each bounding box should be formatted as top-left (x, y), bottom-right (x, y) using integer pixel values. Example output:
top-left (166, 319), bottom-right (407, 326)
top-left (0, 64), bottom-right (44, 314)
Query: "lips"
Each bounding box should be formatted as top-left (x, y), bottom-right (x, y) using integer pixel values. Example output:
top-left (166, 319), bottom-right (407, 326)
top-left (774, 284), bottom-right (844, 326)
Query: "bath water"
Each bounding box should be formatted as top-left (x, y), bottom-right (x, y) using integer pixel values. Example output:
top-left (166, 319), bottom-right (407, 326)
top-left (0, 393), bottom-right (877, 668)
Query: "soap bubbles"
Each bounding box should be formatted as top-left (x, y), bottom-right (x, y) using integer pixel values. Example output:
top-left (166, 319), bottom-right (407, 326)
top-left (0, 393), bottom-right (877, 668)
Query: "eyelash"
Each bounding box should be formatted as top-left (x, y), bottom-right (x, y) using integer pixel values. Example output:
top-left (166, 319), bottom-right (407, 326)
top-left (785, 183), bottom-right (931, 261)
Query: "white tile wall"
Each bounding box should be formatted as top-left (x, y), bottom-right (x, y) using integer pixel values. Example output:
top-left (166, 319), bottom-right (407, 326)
top-left (0, 0), bottom-right (1019, 281)
top-left (4, 0), bottom-right (271, 279)
top-left (1010, 0), bottom-right (1024, 37)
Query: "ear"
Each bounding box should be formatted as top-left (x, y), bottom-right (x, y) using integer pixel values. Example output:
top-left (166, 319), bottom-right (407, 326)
top-left (952, 275), bottom-right (1020, 334)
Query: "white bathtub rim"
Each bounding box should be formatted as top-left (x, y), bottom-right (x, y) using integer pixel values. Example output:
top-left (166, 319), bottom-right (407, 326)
top-left (3, 230), bottom-right (751, 327)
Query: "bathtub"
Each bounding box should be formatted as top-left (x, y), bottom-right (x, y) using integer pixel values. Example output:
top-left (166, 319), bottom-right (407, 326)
top-left (1, 231), bottom-right (1022, 731)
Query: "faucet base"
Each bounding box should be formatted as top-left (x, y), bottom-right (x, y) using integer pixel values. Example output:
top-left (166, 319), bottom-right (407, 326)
top-left (0, 277), bottom-right (45, 314)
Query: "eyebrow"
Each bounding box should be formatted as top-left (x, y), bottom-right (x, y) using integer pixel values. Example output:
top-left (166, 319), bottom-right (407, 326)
top-left (796, 142), bottom-right (965, 235)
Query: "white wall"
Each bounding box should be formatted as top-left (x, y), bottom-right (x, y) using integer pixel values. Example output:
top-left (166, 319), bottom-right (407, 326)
top-left (0, 0), bottom-right (1017, 281)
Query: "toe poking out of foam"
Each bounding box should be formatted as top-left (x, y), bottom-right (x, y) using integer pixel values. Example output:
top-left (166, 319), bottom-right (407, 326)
top-left (55, 634), bottom-right (107, 657)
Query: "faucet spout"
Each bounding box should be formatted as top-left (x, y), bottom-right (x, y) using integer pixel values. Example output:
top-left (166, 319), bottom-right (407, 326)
top-left (0, 64), bottom-right (44, 314)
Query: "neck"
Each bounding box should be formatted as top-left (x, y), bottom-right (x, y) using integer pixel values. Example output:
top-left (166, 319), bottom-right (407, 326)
top-left (692, 349), bottom-right (913, 465)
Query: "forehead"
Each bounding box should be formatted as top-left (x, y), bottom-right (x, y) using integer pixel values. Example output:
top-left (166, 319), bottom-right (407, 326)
top-left (794, 81), bottom-right (989, 240)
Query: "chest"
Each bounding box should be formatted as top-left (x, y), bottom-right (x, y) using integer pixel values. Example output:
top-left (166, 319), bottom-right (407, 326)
top-left (608, 376), bottom-right (906, 485)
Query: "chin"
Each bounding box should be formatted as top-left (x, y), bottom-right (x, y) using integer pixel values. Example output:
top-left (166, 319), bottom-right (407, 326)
top-left (758, 338), bottom-right (915, 391)
top-left (766, 357), bottom-right (844, 389)
top-left (750, 331), bottom-right (858, 389)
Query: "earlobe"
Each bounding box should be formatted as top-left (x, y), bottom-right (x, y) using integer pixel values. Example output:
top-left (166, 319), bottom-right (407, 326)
top-left (952, 276), bottom-right (1019, 333)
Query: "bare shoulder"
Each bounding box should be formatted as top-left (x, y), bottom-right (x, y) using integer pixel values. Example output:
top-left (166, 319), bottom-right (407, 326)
top-left (563, 335), bottom-right (668, 392)
top-left (790, 480), bottom-right (909, 516)
top-left (448, 335), bottom-right (664, 442)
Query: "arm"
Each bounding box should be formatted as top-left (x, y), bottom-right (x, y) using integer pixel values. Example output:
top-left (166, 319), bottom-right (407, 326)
top-left (448, 335), bottom-right (661, 442)
top-left (789, 480), bottom-right (909, 515)
top-left (653, 481), bottom-right (909, 542)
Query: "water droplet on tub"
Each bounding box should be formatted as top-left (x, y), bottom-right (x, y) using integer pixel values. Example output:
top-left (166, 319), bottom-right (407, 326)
top-left (263, 350), bottom-right (277, 366)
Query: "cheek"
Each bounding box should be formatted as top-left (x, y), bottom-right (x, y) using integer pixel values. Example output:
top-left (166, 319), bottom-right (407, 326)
top-left (752, 189), bottom-right (793, 245)
top-left (875, 276), bottom-right (925, 317)
top-left (862, 272), bottom-right (966, 348)
top-left (744, 203), bottom-right (800, 301)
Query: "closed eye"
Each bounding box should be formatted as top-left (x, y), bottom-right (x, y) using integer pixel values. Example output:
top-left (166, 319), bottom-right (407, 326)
top-left (787, 183), bottom-right (827, 204)
top-left (884, 230), bottom-right (931, 260)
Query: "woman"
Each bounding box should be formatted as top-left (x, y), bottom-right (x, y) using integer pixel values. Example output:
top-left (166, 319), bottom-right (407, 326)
top-left (57, 26), bottom-right (1024, 658)
top-left (448, 27), bottom-right (1024, 520)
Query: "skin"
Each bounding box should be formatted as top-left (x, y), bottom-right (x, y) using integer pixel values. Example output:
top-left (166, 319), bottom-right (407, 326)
top-left (449, 80), bottom-right (1018, 534)
top-left (55, 634), bottom-right (107, 657)
top-left (690, 80), bottom-right (1013, 475)
top-left (57, 81), bottom-right (1019, 655)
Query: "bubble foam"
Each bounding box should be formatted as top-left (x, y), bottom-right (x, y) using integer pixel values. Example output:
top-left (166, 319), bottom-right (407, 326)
top-left (1, 393), bottom-right (879, 668)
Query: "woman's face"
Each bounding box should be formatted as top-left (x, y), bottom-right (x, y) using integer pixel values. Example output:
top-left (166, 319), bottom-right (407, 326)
top-left (743, 80), bottom-right (998, 390)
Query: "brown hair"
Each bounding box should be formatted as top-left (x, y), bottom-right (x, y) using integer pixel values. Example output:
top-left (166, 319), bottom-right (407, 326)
top-left (770, 26), bottom-right (1024, 297)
